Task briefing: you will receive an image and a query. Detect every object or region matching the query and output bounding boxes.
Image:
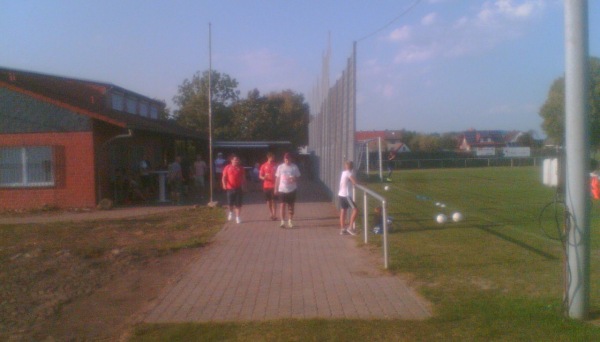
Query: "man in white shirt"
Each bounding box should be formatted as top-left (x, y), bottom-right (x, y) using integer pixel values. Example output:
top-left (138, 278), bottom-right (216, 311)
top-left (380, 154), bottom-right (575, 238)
top-left (275, 153), bottom-right (301, 228)
top-left (338, 160), bottom-right (359, 235)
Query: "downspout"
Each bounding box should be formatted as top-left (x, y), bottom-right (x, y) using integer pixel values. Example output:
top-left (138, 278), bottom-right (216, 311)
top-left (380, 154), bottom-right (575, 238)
top-left (97, 129), bottom-right (133, 202)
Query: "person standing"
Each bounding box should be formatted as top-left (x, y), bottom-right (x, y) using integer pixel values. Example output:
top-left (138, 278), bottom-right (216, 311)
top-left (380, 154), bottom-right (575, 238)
top-left (167, 156), bottom-right (183, 205)
top-left (259, 152), bottom-right (278, 220)
top-left (222, 155), bottom-right (246, 224)
top-left (191, 154), bottom-right (208, 200)
top-left (275, 153), bottom-right (301, 228)
top-left (338, 160), bottom-right (359, 236)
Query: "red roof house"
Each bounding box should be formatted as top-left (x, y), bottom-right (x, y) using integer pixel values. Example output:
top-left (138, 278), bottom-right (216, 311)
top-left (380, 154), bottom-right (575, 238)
top-left (0, 67), bottom-right (204, 210)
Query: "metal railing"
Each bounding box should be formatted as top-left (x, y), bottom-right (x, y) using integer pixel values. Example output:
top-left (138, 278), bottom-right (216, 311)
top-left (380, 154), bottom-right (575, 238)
top-left (353, 183), bottom-right (389, 269)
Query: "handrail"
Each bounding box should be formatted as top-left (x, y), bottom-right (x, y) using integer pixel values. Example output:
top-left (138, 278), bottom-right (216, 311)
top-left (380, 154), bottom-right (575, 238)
top-left (353, 183), bottom-right (389, 269)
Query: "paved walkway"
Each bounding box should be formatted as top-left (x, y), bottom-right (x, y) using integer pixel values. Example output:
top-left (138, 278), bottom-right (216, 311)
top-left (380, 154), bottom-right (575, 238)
top-left (142, 181), bottom-right (431, 322)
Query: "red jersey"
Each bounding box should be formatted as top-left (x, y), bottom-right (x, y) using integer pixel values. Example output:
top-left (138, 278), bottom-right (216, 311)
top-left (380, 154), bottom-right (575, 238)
top-left (222, 164), bottom-right (245, 190)
top-left (259, 161), bottom-right (277, 189)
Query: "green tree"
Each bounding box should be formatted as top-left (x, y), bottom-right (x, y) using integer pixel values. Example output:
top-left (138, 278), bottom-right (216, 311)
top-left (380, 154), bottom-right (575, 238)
top-left (172, 70), bottom-right (240, 138)
top-left (539, 57), bottom-right (600, 149)
top-left (231, 89), bottom-right (309, 147)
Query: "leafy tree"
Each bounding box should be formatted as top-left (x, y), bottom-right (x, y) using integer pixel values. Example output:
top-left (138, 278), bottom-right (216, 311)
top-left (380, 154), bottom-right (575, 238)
top-left (539, 57), bottom-right (600, 149)
top-left (172, 70), bottom-right (240, 138)
top-left (231, 89), bottom-right (310, 147)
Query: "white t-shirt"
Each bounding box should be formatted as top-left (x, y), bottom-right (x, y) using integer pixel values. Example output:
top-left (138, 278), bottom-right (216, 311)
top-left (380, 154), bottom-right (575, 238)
top-left (338, 170), bottom-right (354, 197)
top-left (276, 163), bottom-right (301, 193)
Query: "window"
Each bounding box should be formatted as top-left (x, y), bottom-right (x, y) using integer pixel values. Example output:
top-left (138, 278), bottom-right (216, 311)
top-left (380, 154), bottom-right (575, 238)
top-left (0, 147), bottom-right (54, 187)
top-left (125, 97), bottom-right (137, 114)
top-left (139, 101), bottom-right (149, 117)
top-left (149, 105), bottom-right (158, 119)
top-left (111, 92), bottom-right (124, 111)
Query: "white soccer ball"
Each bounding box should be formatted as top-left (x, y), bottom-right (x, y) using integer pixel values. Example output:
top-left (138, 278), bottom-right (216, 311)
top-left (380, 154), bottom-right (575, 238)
top-left (384, 185), bottom-right (390, 191)
top-left (452, 212), bottom-right (463, 222)
top-left (436, 214), bottom-right (447, 224)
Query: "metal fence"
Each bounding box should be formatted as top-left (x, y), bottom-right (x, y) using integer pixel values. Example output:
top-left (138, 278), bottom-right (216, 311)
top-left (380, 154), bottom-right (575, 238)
top-left (308, 42), bottom-right (357, 199)
top-left (389, 156), bottom-right (544, 170)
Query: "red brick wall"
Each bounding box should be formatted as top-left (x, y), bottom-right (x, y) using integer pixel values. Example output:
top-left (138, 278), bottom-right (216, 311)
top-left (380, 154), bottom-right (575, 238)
top-left (0, 132), bottom-right (96, 210)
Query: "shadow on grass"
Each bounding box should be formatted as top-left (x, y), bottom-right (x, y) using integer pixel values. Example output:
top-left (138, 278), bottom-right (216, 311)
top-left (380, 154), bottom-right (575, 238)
top-left (476, 224), bottom-right (558, 260)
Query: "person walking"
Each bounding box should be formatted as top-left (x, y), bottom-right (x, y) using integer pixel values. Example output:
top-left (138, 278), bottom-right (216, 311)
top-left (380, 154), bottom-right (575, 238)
top-left (222, 154), bottom-right (246, 224)
top-left (338, 160), bottom-right (359, 235)
top-left (274, 153), bottom-right (301, 228)
top-left (259, 152), bottom-right (278, 220)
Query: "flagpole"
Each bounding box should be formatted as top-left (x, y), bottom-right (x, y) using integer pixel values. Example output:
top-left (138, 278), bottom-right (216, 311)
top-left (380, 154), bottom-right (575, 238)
top-left (208, 22), bottom-right (216, 206)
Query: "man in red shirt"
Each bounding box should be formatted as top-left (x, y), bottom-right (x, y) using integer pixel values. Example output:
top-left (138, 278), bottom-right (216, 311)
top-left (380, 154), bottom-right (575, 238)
top-left (259, 152), bottom-right (278, 220)
top-left (222, 155), bottom-right (246, 224)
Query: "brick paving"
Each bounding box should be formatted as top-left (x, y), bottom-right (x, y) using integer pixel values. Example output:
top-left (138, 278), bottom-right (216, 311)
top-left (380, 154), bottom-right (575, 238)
top-left (143, 181), bottom-right (431, 322)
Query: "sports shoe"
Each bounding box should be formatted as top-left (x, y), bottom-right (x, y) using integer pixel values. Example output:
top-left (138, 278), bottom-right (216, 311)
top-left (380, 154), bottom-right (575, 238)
top-left (280, 220), bottom-right (285, 228)
top-left (340, 229), bottom-right (349, 235)
top-left (227, 211), bottom-right (233, 221)
top-left (288, 219), bottom-right (294, 228)
top-left (347, 228), bottom-right (358, 236)
top-left (236, 216), bottom-right (241, 224)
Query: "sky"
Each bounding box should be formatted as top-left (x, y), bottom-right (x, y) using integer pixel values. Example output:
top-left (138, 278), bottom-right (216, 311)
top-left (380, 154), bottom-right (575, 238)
top-left (1, 0), bottom-right (599, 136)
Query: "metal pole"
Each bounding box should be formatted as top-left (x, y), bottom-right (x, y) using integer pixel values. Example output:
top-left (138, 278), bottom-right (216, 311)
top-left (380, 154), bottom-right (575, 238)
top-left (382, 200), bottom-right (388, 269)
top-left (564, 0), bottom-right (590, 320)
top-left (366, 142), bottom-right (370, 178)
top-left (363, 191), bottom-right (368, 243)
top-left (208, 23), bottom-right (215, 205)
top-left (378, 137), bottom-right (383, 181)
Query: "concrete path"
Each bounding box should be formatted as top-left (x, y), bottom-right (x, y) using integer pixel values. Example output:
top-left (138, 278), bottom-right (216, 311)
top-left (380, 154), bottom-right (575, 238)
top-left (143, 181), bottom-right (431, 322)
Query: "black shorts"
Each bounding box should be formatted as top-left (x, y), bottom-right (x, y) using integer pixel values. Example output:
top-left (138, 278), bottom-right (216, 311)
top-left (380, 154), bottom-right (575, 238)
top-left (226, 188), bottom-right (243, 208)
top-left (339, 196), bottom-right (356, 210)
top-left (264, 188), bottom-right (275, 201)
top-left (279, 190), bottom-right (297, 205)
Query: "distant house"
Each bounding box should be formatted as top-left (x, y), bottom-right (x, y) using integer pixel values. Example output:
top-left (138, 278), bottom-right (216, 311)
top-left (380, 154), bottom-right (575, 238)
top-left (355, 130), bottom-right (411, 153)
top-left (0, 67), bottom-right (203, 210)
top-left (458, 130), bottom-right (506, 151)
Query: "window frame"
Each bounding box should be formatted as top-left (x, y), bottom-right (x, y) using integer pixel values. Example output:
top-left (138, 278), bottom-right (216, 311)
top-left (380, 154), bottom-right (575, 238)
top-left (0, 146), bottom-right (56, 188)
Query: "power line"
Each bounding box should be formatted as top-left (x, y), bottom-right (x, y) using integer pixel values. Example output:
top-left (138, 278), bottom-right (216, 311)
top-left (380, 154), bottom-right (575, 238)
top-left (356, 0), bottom-right (423, 43)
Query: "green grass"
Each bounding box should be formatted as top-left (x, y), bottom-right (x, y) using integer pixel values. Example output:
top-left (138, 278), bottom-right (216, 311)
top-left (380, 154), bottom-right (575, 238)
top-left (132, 167), bottom-right (600, 341)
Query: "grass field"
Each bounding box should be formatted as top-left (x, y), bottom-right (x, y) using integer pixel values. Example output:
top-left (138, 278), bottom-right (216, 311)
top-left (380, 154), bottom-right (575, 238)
top-left (133, 166), bottom-right (600, 341)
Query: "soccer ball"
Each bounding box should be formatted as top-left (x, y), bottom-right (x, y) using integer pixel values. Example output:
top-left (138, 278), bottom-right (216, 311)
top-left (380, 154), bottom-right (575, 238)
top-left (436, 214), bottom-right (447, 224)
top-left (452, 212), bottom-right (463, 222)
top-left (384, 185), bottom-right (390, 191)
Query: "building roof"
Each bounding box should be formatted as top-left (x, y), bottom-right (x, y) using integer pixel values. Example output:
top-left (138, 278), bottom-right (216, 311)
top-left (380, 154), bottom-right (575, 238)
top-left (0, 67), bottom-right (202, 139)
top-left (355, 130), bottom-right (386, 142)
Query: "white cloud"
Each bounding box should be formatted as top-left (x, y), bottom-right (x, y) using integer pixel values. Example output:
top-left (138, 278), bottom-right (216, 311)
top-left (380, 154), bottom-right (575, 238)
top-left (390, 0), bottom-right (548, 64)
top-left (477, 0), bottom-right (545, 25)
top-left (421, 12), bottom-right (438, 26)
top-left (387, 25), bottom-right (411, 42)
top-left (394, 44), bottom-right (438, 63)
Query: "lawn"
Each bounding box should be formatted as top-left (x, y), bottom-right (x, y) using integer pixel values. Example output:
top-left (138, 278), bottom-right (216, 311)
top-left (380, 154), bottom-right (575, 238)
top-left (132, 166), bottom-right (600, 341)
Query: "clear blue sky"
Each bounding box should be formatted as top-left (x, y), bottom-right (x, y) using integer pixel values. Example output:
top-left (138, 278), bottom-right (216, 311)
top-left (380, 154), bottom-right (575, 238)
top-left (1, 0), bottom-right (599, 136)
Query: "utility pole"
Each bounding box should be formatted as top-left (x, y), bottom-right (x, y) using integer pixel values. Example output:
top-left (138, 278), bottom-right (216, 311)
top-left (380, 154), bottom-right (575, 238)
top-left (564, 0), bottom-right (590, 320)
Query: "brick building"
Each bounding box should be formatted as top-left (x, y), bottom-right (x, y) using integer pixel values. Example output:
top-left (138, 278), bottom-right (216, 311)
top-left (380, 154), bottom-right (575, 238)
top-left (0, 67), bottom-right (203, 210)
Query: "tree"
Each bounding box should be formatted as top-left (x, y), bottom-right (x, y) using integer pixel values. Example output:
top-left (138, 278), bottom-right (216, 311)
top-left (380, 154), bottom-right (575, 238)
top-left (539, 57), bottom-right (600, 149)
top-left (172, 70), bottom-right (240, 138)
top-left (231, 89), bottom-right (310, 147)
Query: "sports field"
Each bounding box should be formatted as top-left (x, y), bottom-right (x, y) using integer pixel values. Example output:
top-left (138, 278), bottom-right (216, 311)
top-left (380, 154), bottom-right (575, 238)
top-left (357, 166), bottom-right (600, 339)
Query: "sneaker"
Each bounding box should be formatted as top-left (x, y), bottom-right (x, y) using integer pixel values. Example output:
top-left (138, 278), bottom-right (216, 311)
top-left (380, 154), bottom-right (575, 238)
top-left (347, 228), bottom-right (358, 236)
top-left (340, 229), bottom-right (349, 235)
top-left (227, 211), bottom-right (233, 221)
top-left (288, 219), bottom-right (293, 228)
top-left (280, 220), bottom-right (285, 228)
top-left (236, 216), bottom-right (241, 224)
